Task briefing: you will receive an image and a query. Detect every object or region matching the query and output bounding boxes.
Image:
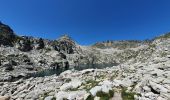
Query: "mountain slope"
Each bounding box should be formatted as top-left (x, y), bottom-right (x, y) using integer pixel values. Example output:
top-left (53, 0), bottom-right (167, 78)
top-left (0, 22), bottom-right (170, 100)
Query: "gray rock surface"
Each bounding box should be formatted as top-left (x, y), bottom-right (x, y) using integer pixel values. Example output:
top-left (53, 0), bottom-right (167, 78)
top-left (1, 22), bottom-right (170, 100)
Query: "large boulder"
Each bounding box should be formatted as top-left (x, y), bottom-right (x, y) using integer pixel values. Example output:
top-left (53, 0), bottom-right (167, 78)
top-left (149, 81), bottom-right (169, 94)
top-left (0, 75), bottom-right (13, 82)
top-left (89, 81), bottom-right (113, 97)
top-left (44, 96), bottom-right (54, 100)
top-left (55, 90), bottom-right (86, 100)
top-left (60, 79), bottom-right (82, 91)
top-left (0, 96), bottom-right (10, 100)
top-left (90, 86), bottom-right (102, 96)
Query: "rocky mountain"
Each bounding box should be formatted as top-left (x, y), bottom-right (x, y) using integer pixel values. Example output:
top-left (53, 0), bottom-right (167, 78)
top-left (92, 40), bottom-right (144, 49)
top-left (0, 22), bottom-right (170, 100)
top-left (0, 22), bottom-right (16, 46)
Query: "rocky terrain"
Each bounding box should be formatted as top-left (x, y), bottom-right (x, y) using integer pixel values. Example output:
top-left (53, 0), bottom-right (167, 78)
top-left (0, 22), bottom-right (170, 100)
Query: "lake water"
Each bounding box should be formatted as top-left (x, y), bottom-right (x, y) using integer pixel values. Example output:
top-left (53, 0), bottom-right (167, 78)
top-left (30, 63), bottom-right (118, 77)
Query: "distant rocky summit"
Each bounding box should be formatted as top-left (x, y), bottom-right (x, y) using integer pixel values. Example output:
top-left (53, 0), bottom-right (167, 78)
top-left (0, 22), bottom-right (170, 100)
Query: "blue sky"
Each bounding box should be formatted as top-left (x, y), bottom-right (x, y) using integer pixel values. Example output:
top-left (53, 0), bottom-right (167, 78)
top-left (1, 0), bottom-right (170, 45)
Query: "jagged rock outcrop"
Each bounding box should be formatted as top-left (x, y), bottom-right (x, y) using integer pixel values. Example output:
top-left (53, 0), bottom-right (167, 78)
top-left (36, 38), bottom-right (45, 50)
top-left (52, 35), bottom-right (77, 54)
top-left (17, 36), bottom-right (33, 52)
top-left (0, 22), bottom-right (16, 46)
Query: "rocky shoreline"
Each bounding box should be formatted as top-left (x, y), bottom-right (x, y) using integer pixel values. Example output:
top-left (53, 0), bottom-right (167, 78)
top-left (1, 60), bottom-right (170, 100)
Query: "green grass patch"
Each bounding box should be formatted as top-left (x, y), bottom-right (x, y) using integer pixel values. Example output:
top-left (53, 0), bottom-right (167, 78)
top-left (96, 90), bottom-right (114, 100)
top-left (121, 88), bottom-right (140, 100)
top-left (86, 94), bottom-right (94, 100)
top-left (68, 88), bottom-right (79, 91)
top-left (83, 80), bottom-right (100, 91)
top-left (95, 74), bottom-right (106, 79)
top-left (160, 52), bottom-right (167, 57)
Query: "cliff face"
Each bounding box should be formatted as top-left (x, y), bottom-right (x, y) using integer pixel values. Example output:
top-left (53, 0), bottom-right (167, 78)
top-left (0, 22), bottom-right (16, 46)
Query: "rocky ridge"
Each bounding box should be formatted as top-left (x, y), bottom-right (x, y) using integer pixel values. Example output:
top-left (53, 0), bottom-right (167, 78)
top-left (0, 22), bottom-right (170, 100)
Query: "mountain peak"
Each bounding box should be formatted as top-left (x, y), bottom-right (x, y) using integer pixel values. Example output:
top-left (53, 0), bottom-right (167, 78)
top-left (57, 34), bottom-right (76, 45)
top-left (58, 34), bottom-right (72, 41)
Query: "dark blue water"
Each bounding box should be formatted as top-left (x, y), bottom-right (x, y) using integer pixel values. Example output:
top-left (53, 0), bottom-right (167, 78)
top-left (31, 63), bottom-right (118, 77)
top-left (31, 68), bottom-right (65, 77)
